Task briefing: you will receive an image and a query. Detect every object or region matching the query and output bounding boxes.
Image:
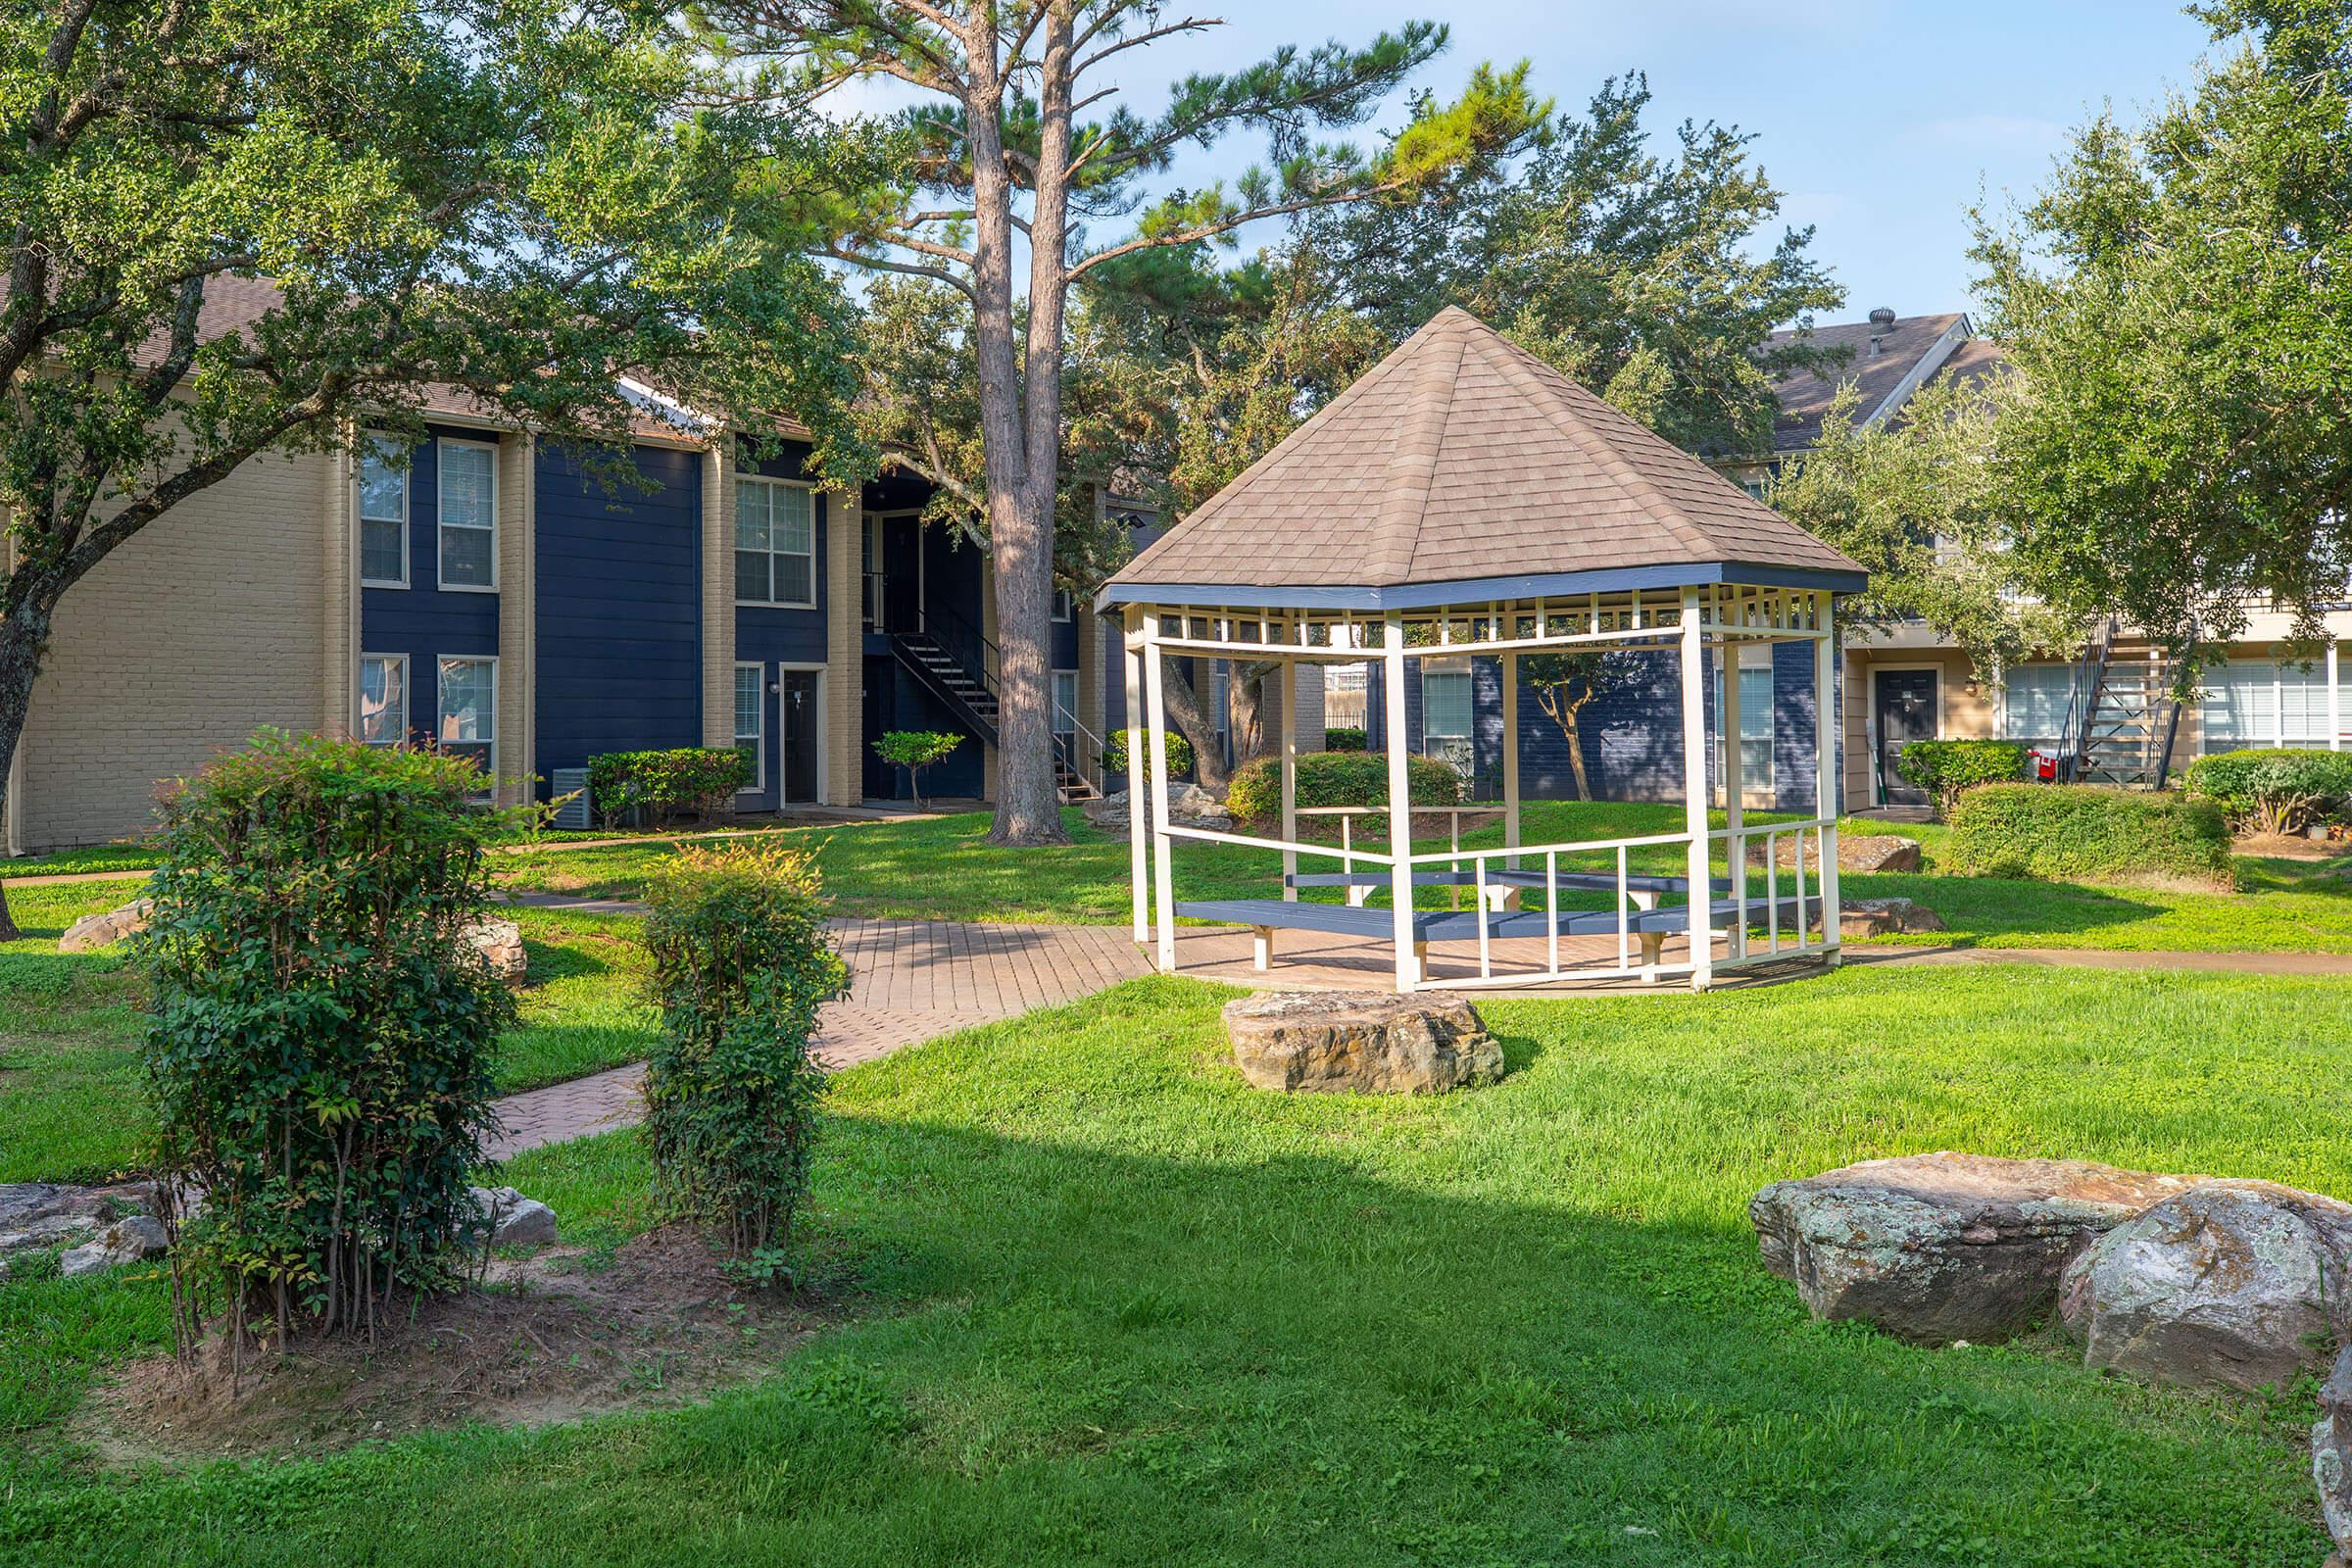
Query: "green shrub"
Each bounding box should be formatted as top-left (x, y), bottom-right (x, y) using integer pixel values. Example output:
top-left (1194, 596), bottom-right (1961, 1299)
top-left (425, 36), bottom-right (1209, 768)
top-left (2183, 747), bottom-right (2352, 834)
top-left (1894, 739), bottom-right (2030, 819)
top-left (1947, 783), bottom-right (2231, 885)
top-left (1227, 749), bottom-right (1463, 826)
top-left (1322, 726), bottom-right (1368, 752)
top-left (143, 731), bottom-right (516, 1345)
top-left (586, 747), bottom-right (751, 828)
top-left (642, 841), bottom-right (845, 1284)
top-left (872, 729), bottom-right (963, 808)
top-left (1102, 726), bottom-right (1194, 779)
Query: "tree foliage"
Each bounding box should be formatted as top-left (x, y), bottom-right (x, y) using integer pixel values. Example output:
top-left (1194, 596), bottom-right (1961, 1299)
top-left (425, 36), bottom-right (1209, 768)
top-left (692, 0), bottom-right (1543, 845)
top-left (1968, 0), bottom-right (2352, 659)
top-left (0, 0), bottom-right (873, 935)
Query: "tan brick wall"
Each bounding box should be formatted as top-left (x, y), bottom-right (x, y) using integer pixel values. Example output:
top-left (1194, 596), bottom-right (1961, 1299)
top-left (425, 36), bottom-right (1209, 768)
top-left (18, 447), bottom-right (333, 851)
top-left (822, 484), bottom-right (862, 806)
top-left (700, 443), bottom-right (736, 756)
top-left (496, 432), bottom-right (535, 804)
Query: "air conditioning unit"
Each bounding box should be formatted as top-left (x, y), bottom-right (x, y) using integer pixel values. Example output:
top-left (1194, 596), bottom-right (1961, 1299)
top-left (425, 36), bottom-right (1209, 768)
top-left (550, 767), bottom-right (592, 829)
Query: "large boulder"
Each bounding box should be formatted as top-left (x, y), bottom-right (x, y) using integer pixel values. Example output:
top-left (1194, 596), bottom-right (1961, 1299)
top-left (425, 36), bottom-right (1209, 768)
top-left (1748, 834), bottom-right (1922, 875)
top-left (1838, 897), bottom-right (1948, 939)
top-left (2317, 1347), bottom-right (2352, 1567)
top-left (0, 1180), bottom-right (158, 1257)
top-left (2058, 1179), bottom-right (2352, 1392)
top-left (1085, 784), bottom-right (1231, 833)
top-left (1750, 1152), bottom-right (2202, 1344)
top-left (465, 1185), bottom-right (558, 1248)
top-left (58, 898), bottom-right (152, 954)
top-left (58, 1214), bottom-right (170, 1277)
top-left (464, 917), bottom-right (528, 985)
top-left (1223, 991), bottom-right (1501, 1095)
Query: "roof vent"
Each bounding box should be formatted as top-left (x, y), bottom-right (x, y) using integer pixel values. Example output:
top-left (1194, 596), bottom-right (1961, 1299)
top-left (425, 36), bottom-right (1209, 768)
top-left (1868, 307), bottom-right (1896, 329)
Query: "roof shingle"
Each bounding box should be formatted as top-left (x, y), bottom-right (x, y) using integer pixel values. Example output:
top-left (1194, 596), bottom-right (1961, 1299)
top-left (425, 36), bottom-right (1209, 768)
top-left (1107, 308), bottom-right (1864, 598)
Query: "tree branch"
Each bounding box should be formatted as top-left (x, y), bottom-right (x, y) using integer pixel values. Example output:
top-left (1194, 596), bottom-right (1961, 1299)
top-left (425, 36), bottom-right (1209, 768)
top-left (1067, 179), bottom-right (1406, 279)
top-left (824, 245), bottom-right (977, 301)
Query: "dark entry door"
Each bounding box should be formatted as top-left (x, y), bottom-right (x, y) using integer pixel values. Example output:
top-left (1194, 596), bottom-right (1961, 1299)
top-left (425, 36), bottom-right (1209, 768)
top-left (781, 669), bottom-right (820, 803)
top-left (1875, 670), bottom-right (1937, 805)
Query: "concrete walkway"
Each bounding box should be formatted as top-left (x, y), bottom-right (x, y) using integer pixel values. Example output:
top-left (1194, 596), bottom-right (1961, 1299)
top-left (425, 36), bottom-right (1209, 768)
top-left (485, 915), bottom-right (1152, 1159)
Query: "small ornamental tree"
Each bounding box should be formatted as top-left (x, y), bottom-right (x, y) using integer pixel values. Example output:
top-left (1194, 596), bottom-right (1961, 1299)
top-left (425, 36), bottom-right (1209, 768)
top-left (873, 730), bottom-right (963, 808)
top-left (642, 841), bottom-right (846, 1284)
top-left (143, 731), bottom-right (515, 1351)
top-left (1521, 652), bottom-right (1618, 800)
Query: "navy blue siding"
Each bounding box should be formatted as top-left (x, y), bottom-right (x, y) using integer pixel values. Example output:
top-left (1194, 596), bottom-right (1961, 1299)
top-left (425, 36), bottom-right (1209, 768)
top-left (360, 427), bottom-right (501, 744)
top-left (533, 441), bottom-right (704, 794)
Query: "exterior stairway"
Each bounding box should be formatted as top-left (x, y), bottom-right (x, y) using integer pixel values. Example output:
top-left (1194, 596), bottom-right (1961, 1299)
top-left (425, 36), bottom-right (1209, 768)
top-left (886, 629), bottom-right (1102, 804)
top-left (2060, 621), bottom-right (2186, 788)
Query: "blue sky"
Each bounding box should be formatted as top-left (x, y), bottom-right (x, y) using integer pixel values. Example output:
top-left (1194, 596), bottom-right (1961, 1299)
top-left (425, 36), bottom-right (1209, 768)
top-left (1070, 0), bottom-right (2220, 326)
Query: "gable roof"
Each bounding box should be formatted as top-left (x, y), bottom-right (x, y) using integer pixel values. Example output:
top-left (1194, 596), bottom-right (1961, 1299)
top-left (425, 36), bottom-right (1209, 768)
top-left (1103, 307), bottom-right (1863, 608)
top-left (1763, 311), bottom-right (1971, 453)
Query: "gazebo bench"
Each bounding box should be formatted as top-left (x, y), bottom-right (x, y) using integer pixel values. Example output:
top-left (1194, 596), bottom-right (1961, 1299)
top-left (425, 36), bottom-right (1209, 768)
top-left (1179, 895), bottom-right (1815, 973)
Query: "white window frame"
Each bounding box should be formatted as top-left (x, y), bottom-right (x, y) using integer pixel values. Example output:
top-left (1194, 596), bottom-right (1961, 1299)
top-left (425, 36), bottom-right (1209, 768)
top-left (357, 653), bottom-right (409, 746)
top-left (358, 436), bottom-right (410, 590)
top-left (1052, 668), bottom-right (1079, 739)
top-left (434, 436), bottom-right (500, 593)
top-left (1052, 585), bottom-right (1074, 623)
top-left (1420, 657), bottom-right (1475, 745)
top-left (735, 475), bottom-right (817, 610)
top-left (435, 655), bottom-right (498, 780)
top-left (735, 662), bottom-right (766, 794)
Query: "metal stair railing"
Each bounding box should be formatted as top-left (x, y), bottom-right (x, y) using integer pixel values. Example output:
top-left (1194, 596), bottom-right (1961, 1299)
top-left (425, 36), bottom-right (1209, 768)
top-left (903, 599), bottom-right (1108, 801)
top-left (2057, 616), bottom-right (2118, 784)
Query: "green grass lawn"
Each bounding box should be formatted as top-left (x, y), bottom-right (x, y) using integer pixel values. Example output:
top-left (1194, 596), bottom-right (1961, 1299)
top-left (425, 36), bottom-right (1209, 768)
top-left (3, 964), bottom-right (2345, 1565)
top-left (494, 802), bottom-right (2352, 954)
top-left (0, 903), bottom-right (657, 1184)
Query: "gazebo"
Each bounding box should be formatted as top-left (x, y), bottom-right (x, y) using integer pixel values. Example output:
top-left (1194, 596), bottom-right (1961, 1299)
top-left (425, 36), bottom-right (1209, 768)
top-left (1097, 308), bottom-right (1870, 994)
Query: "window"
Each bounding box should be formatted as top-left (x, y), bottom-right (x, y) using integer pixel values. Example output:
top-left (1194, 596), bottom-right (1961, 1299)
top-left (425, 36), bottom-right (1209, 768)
top-left (861, 514), bottom-right (884, 630)
top-left (734, 663), bottom-right (765, 792)
top-left (2001, 663), bottom-right (2077, 743)
top-left (359, 437), bottom-right (409, 587)
top-left (436, 657), bottom-right (496, 778)
top-left (1052, 669), bottom-right (1078, 746)
top-left (2202, 659), bottom-right (2335, 750)
top-left (1712, 662), bottom-right (1775, 796)
top-left (1208, 661), bottom-right (1231, 749)
top-left (358, 655), bottom-right (408, 745)
top-left (1421, 657), bottom-right (1475, 776)
top-left (1052, 586), bottom-right (1074, 622)
top-left (436, 439), bottom-right (498, 590)
top-left (736, 476), bottom-right (814, 606)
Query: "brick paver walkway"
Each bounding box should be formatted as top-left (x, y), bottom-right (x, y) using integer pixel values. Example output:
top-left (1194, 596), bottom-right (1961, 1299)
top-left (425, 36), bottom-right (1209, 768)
top-left (485, 916), bottom-right (1152, 1159)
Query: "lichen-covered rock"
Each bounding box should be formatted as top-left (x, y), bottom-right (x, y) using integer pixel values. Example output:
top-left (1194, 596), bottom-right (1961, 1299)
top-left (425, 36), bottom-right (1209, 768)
top-left (465, 1185), bottom-right (558, 1248)
top-left (1223, 991), bottom-right (1501, 1095)
top-left (2059, 1179), bottom-right (2352, 1391)
top-left (58, 1214), bottom-right (170, 1277)
top-left (1838, 897), bottom-right (1948, 939)
top-left (2318, 1347), bottom-right (2352, 1565)
top-left (1085, 785), bottom-right (1231, 833)
top-left (58, 898), bottom-right (152, 954)
top-left (464, 917), bottom-right (527, 985)
top-left (0, 1179), bottom-right (159, 1257)
top-left (1750, 1152), bottom-right (2201, 1344)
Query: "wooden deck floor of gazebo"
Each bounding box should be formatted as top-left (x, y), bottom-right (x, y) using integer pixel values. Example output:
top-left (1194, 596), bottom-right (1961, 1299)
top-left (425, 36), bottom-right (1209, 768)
top-left (1164, 924), bottom-right (1838, 996)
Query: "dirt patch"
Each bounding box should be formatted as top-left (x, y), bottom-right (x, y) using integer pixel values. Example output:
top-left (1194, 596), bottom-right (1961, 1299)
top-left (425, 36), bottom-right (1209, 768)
top-left (75, 1225), bottom-right (842, 1466)
top-left (2233, 831), bottom-right (2346, 862)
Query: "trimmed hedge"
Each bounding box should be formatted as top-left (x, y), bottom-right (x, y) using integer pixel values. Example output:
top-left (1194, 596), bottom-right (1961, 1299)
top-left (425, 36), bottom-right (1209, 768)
top-left (2183, 747), bottom-right (2352, 834)
top-left (1322, 727), bottom-right (1368, 753)
top-left (1947, 784), bottom-right (2231, 885)
top-left (1102, 727), bottom-right (1195, 779)
top-left (1227, 750), bottom-right (1463, 826)
top-left (1894, 739), bottom-right (2030, 819)
top-left (587, 747), bottom-right (750, 827)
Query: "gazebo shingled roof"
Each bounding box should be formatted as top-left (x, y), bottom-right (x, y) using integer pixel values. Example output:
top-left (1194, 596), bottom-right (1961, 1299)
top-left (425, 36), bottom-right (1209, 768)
top-left (1102, 307), bottom-right (1864, 609)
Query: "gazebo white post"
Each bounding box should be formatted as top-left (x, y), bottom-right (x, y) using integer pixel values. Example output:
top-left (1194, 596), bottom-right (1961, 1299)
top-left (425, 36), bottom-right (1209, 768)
top-left (1501, 651), bottom-right (1521, 869)
top-left (1280, 654), bottom-right (1298, 903)
top-left (1721, 635), bottom-right (1746, 961)
top-left (1381, 612), bottom-right (1417, 991)
top-left (1142, 615), bottom-right (1179, 974)
top-left (1815, 592), bottom-right (1843, 965)
top-left (1680, 586), bottom-right (1715, 992)
top-left (1123, 607), bottom-right (1150, 944)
